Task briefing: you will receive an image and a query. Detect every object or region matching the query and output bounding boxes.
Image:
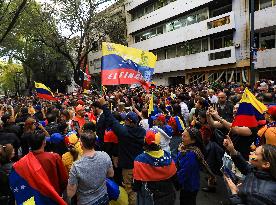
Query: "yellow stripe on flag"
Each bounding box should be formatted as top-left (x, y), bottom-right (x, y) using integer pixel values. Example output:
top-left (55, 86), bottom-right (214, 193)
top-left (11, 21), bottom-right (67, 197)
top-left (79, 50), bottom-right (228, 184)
top-left (148, 93), bottom-right (154, 117)
top-left (240, 88), bottom-right (267, 114)
top-left (34, 82), bottom-right (54, 95)
top-left (23, 196), bottom-right (36, 205)
top-left (102, 42), bottom-right (157, 68)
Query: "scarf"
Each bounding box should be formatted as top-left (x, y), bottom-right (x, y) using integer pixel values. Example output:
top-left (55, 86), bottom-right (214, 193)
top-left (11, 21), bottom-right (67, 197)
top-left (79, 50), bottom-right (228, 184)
top-left (178, 143), bottom-right (216, 184)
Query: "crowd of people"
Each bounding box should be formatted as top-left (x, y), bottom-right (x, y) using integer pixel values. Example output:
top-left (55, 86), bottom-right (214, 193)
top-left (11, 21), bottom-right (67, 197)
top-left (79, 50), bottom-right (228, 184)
top-left (0, 80), bottom-right (275, 205)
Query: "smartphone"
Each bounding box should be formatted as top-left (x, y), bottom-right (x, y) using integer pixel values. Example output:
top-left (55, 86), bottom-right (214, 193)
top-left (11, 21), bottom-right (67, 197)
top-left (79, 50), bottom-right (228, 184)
top-left (221, 166), bottom-right (238, 184)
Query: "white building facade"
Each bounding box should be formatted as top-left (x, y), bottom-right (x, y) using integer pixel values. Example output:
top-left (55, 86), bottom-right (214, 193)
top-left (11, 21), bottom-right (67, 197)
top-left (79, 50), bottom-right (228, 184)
top-left (125, 0), bottom-right (276, 85)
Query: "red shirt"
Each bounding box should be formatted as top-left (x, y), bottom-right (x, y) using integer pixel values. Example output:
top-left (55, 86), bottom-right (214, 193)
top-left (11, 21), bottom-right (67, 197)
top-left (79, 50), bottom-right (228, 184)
top-left (34, 152), bottom-right (68, 195)
top-left (72, 116), bottom-right (86, 128)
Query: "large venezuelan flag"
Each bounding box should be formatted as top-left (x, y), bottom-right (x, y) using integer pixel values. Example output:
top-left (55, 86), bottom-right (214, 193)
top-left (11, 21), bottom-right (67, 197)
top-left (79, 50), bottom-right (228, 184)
top-left (232, 88), bottom-right (267, 127)
top-left (35, 82), bottom-right (58, 101)
top-left (101, 42), bottom-right (157, 87)
top-left (9, 152), bottom-right (66, 205)
top-left (133, 150), bottom-right (177, 181)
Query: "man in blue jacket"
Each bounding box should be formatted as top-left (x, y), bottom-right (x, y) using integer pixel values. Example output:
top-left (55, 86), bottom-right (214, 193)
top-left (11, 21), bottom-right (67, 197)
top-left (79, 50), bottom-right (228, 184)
top-left (99, 97), bottom-right (146, 205)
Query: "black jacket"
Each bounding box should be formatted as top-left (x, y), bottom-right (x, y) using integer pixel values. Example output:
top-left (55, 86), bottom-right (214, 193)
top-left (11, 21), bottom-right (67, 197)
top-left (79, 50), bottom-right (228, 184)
top-left (96, 112), bottom-right (107, 148)
top-left (229, 153), bottom-right (276, 205)
top-left (102, 104), bottom-right (145, 169)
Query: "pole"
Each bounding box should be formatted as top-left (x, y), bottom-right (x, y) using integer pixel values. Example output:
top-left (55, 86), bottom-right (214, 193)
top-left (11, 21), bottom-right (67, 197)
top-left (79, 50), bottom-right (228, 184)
top-left (250, 0), bottom-right (255, 90)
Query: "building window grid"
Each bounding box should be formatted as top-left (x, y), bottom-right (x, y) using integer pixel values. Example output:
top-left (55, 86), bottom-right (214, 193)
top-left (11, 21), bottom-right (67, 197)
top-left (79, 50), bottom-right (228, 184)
top-left (134, 7), bottom-right (209, 43)
top-left (153, 34), bottom-right (233, 61)
top-left (132, 0), bottom-right (177, 21)
top-left (258, 29), bottom-right (276, 49)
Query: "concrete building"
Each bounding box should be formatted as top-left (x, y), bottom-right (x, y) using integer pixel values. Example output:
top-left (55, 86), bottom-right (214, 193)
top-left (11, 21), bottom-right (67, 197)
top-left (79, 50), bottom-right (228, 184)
top-left (125, 0), bottom-right (276, 85)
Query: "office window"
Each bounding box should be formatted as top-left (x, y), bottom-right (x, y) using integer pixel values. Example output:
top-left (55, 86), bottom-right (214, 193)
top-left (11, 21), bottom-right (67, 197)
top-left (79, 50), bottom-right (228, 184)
top-left (154, 1), bottom-right (163, 10)
top-left (260, 0), bottom-right (273, 10)
top-left (167, 46), bottom-right (176, 59)
top-left (177, 43), bottom-right (189, 56)
top-left (145, 4), bottom-right (154, 15)
top-left (260, 30), bottom-right (275, 49)
top-left (157, 26), bottom-right (164, 35)
top-left (94, 59), bottom-right (101, 70)
top-left (157, 49), bottom-right (166, 61)
top-left (211, 37), bottom-right (223, 50)
top-left (197, 8), bottom-right (208, 21)
top-left (210, 4), bottom-right (232, 17)
top-left (202, 38), bottom-right (209, 52)
top-left (209, 50), bottom-right (231, 60)
top-left (190, 40), bottom-right (201, 54)
top-left (187, 14), bottom-right (196, 25)
top-left (224, 35), bottom-right (233, 47)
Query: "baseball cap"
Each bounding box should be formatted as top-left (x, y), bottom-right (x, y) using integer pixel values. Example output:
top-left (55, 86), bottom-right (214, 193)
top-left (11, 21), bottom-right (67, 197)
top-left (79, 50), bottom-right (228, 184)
top-left (267, 106), bottom-right (276, 117)
top-left (145, 129), bottom-right (161, 145)
top-left (151, 113), bottom-right (166, 123)
top-left (125, 112), bottom-right (139, 124)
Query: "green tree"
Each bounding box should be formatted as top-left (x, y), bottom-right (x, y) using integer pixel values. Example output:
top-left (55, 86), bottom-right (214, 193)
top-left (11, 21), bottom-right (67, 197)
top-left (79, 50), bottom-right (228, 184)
top-left (0, 61), bottom-right (25, 95)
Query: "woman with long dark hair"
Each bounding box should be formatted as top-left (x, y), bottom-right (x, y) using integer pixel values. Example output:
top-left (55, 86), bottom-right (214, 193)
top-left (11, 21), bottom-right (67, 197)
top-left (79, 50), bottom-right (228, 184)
top-left (177, 128), bottom-right (215, 205)
top-left (224, 136), bottom-right (276, 205)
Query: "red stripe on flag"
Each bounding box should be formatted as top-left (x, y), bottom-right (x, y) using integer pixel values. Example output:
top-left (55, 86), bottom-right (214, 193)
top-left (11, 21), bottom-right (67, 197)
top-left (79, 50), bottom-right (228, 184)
top-left (37, 93), bottom-right (58, 101)
top-left (232, 115), bottom-right (258, 127)
top-left (102, 68), bottom-right (143, 85)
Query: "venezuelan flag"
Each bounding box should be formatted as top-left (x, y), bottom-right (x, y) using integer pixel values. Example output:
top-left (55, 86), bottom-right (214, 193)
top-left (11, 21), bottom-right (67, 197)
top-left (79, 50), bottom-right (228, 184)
top-left (106, 179), bottom-right (128, 205)
top-left (9, 152), bottom-right (66, 205)
top-left (232, 88), bottom-right (267, 127)
top-left (35, 82), bottom-right (58, 101)
top-left (101, 42), bottom-right (156, 87)
top-left (148, 93), bottom-right (154, 117)
top-left (133, 150), bottom-right (177, 181)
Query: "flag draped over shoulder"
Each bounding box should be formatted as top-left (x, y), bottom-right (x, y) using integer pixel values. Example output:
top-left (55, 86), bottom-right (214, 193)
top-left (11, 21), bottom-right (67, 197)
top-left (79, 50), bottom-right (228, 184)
top-left (9, 152), bottom-right (66, 205)
top-left (34, 82), bottom-right (58, 101)
top-left (101, 42), bottom-right (156, 89)
top-left (232, 88), bottom-right (267, 127)
top-left (133, 150), bottom-right (176, 181)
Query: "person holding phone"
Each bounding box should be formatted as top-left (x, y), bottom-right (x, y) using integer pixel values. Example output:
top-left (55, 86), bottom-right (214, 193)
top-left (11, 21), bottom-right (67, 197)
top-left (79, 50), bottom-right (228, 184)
top-left (223, 135), bottom-right (276, 205)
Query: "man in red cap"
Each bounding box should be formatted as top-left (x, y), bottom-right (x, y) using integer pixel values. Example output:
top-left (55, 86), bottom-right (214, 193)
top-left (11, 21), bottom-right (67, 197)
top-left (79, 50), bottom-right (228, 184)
top-left (72, 105), bottom-right (86, 129)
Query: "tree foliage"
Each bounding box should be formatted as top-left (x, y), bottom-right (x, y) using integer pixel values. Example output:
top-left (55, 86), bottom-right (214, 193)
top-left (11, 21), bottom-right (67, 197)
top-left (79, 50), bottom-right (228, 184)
top-left (0, 61), bottom-right (25, 95)
top-left (0, 0), bottom-right (127, 91)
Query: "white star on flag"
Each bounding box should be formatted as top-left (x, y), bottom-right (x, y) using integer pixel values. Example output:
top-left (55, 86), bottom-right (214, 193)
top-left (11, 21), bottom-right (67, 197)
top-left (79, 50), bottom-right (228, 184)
top-left (14, 187), bottom-right (19, 192)
top-left (21, 185), bottom-right (26, 190)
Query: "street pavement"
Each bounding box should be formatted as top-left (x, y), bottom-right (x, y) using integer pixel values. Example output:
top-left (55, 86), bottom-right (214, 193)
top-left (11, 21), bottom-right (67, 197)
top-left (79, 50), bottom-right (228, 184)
top-left (175, 173), bottom-right (228, 205)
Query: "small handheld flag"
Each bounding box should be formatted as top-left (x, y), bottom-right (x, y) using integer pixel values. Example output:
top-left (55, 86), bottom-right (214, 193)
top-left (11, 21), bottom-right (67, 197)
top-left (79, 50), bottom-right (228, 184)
top-left (148, 93), bottom-right (154, 117)
top-left (34, 82), bottom-right (58, 101)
